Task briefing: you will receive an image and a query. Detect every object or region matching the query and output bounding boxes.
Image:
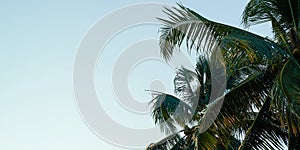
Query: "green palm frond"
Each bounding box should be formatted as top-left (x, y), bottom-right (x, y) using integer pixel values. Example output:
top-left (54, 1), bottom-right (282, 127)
top-left (280, 60), bottom-right (300, 116)
top-left (198, 71), bottom-right (268, 133)
top-left (242, 0), bottom-right (299, 28)
top-left (159, 3), bottom-right (287, 61)
top-left (146, 131), bottom-right (184, 150)
top-left (174, 67), bottom-right (199, 104)
top-left (149, 92), bottom-right (194, 134)
top-left (209, 55), bottom-right (273, 123)
top-left (189, 56), bottom-right (212, 122)
top-left (238, 97), bottom-right (288, 150)
top-left (243, 0), bottom-right (299, 28)
top-left (242, 0), bottom-right (300, 49)
top-left (146, 127), bottom-right (220, 150)
top-left (221, 72), bottom-right (268, 123)
top-left (190, 129), bottom-right (219, 150)
top-left (149, 66), bottom-right (205, 134)
top-left (279, 60), bottom-right (300, 148)
top-left (148, 2), bottom-right (300, 150)
top-left (195, 62), bottom-right (278, 143)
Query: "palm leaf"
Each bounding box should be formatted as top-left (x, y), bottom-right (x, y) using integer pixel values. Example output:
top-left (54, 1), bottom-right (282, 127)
top-left (191, 129), bottom-right (219, 150)
top-left (149, 3), bottom-right (300, 150)
top-left (174, 67), bottom-right (199, 105)
top-left (280, 60), bottom-right (300, 116)
top-left (242, 0), bottom-right (300, 49)
top-left (238, 97), bottom-right (288, 150)
top-left (242, 0), bottom-right (299, 29)
top-left (149, 92), bottom-right (195, 134)
top-left (194, 62), bottom-right (280, 148)
top-left (159, 3), bottom-right (287, 61)
top-left (279, 60), bottom-right (300, 148)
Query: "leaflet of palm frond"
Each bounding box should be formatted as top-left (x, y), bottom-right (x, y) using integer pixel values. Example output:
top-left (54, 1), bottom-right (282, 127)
top-left (238, 97), bottom-right (288, 150)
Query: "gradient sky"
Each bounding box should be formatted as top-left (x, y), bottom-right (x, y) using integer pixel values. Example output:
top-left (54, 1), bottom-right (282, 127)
top-left (0, 1), bottom-right (272, 150)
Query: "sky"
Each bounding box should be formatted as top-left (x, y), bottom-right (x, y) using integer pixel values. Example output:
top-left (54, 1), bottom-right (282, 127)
top-left (0, 1), bottom-right (272, 150)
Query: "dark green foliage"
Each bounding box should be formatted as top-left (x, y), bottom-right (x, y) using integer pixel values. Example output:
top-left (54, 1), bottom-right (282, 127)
top-left (147, 1), bottom-right (300, 150)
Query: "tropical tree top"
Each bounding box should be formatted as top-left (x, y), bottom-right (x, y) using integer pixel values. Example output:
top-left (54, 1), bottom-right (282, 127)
top-left (147, 1), bottom-right (300, 150)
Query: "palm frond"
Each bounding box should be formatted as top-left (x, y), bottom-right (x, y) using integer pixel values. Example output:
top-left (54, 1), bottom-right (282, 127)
top-left (174, 67), bottom-right (199, 104)
top-left (238, 97), bottom-right (288, 150)
top-left (280, 60), bottom-right (300, 116)
top-left (194, 62), bottom-right (279, 145)
top-left (191, 56), bottom-right (212, 121)
top-left (242, 0), bottom-right (299, 29)
top-left (279, 60), bottom-right (300, 148)
top-left (159, 3), bottom-right (287, 61)
top-left (212, 65), bottom-right (272, 127)
top-left (149, 92), bottom-right (195, 134)
top-left (191, 129), bottom-right (219, 150)
top-left (148, 3), bottom-right (300, 150)
top-left (242, 0), bottom-right (300, 49)
top-left (223, 72), bottom-right (267, 121)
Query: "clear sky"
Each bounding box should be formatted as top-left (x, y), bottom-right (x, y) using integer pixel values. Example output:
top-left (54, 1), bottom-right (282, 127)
top-left (0, 1), bottom-right (272, 150)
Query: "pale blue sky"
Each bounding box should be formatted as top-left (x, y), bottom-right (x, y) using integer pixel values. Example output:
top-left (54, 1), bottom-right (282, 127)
top-left (0, 1), bottom-right (272, 150)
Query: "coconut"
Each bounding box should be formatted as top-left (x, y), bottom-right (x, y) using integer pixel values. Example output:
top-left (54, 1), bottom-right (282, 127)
top-left (293, 48), bottom-right (300, 59)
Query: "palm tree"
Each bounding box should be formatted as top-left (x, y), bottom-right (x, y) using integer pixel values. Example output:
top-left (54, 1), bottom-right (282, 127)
top-left (146, 1), bottom-right (300, 150)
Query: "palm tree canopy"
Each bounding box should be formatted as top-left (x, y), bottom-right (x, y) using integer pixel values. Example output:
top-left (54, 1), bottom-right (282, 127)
top-left (147, 1), bottom-right (300, 150)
